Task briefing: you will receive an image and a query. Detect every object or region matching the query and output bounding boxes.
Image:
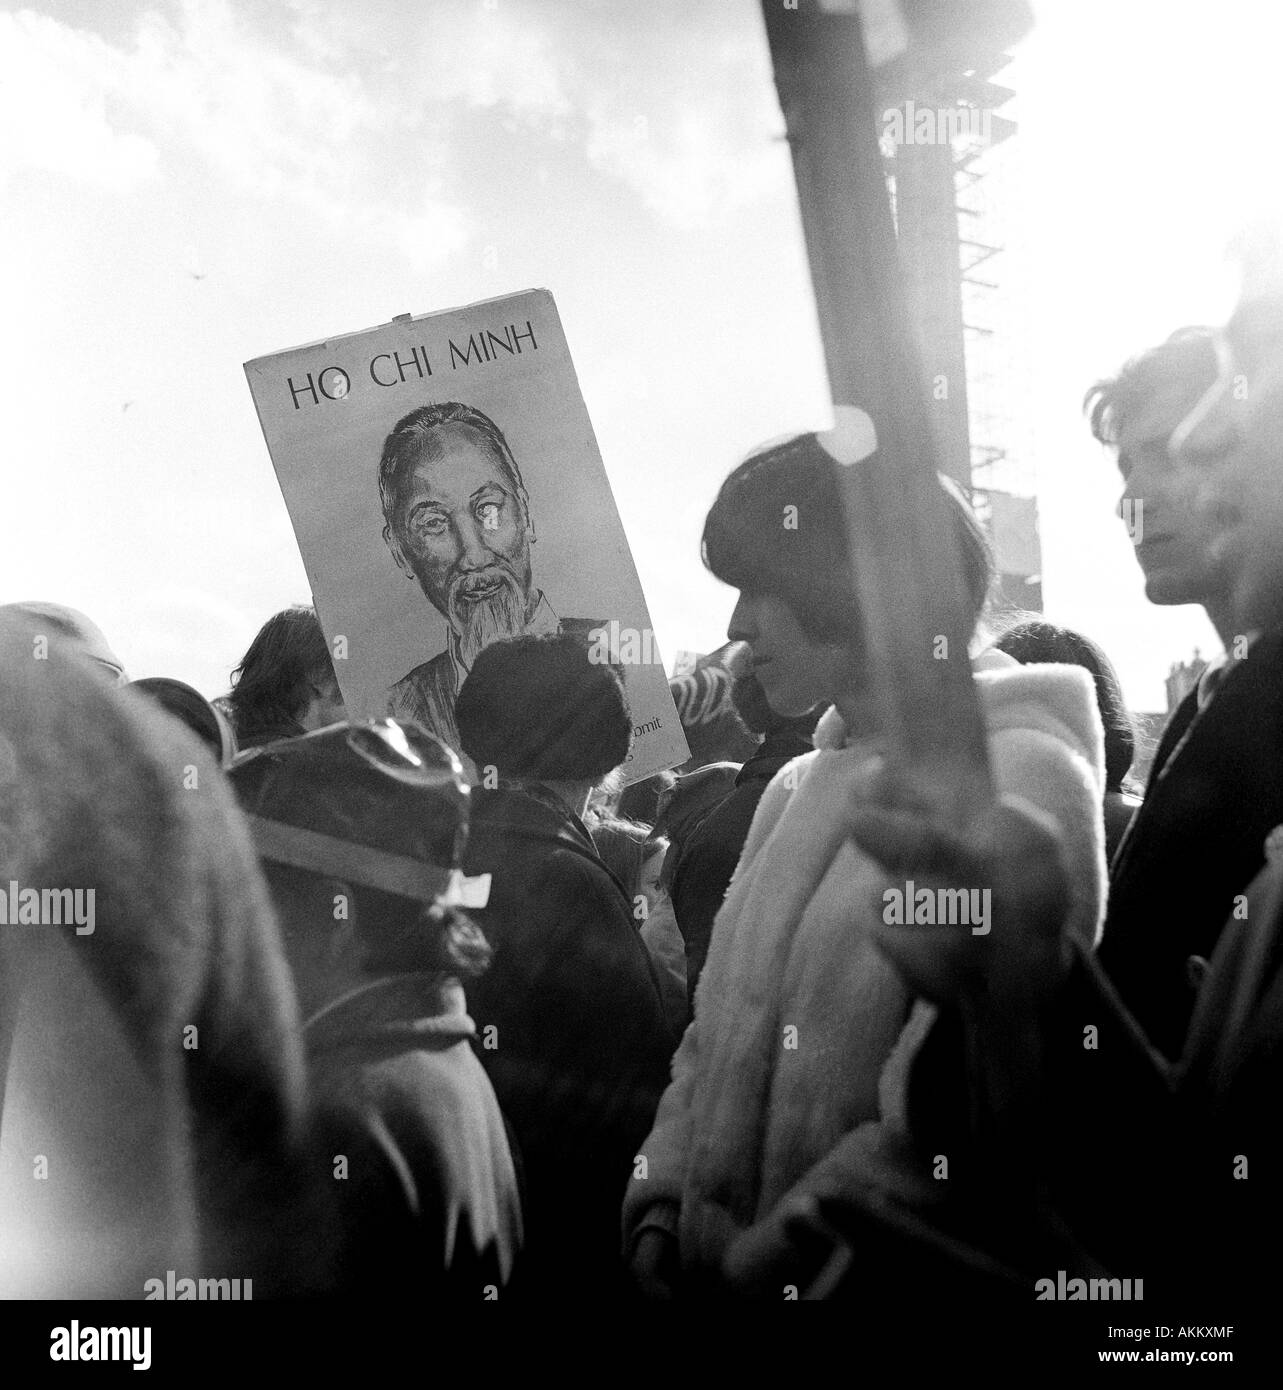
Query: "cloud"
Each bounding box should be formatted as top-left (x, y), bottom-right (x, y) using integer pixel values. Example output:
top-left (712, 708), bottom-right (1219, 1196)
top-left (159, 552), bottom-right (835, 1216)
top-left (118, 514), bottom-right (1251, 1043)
top-left (0, 10), bottom-right (159, 190)
top-left (368, 0), bottom-right (786, 229)
top-left (126, 0), bottom-right (378, 201)
top-left (1, 0), bottom-right (467, 264)
top-left (571, 12), bottom-right (786, 227)
top-left (386, 194), bottom-right (470, 275)
top-left (2, 0), bottom-right (785, 258)
top-left (410, 2), bottom-right (574, 119)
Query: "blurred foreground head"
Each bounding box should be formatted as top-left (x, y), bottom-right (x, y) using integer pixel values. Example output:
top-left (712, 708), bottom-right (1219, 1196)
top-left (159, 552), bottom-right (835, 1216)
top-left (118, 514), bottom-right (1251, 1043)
top-left (0, 601), bottom-right (127, 684)
top-left (228, 720), bottom-right (487, 1006)
top-left (0, 611), bottom-right (318, 1297)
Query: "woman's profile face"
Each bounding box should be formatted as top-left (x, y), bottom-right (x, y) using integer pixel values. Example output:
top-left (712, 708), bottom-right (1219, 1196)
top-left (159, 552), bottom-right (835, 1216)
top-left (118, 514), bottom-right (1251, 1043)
top-left (639, 845), bottom-right (668, 917)
top-left (299, 674), bottom-right (348, 732)
top-left (727, 590), bottom-right (847, 717)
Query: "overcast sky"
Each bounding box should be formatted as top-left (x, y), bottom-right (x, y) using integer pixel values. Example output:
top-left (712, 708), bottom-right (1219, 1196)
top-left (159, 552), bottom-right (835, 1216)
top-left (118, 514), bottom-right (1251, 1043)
top-left (3, 0), bottom-right (1272, 711)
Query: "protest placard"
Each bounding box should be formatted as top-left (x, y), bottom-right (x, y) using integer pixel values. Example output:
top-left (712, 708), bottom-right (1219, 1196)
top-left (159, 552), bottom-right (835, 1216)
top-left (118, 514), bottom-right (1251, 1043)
top-left (245, 288), bottom-right (688, 783)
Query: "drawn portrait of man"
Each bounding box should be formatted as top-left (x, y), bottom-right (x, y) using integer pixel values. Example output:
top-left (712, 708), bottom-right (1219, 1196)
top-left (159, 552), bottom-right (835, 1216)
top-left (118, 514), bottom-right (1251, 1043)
top-left (378, 400), bottom-right (605, 754)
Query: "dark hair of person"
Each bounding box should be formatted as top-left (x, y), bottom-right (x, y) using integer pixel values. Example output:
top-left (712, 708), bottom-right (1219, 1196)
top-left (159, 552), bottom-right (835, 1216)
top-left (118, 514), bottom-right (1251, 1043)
top-left (587, 813), bottom-right (664, 904)
top-left (264, 862), bottom-right (491, 979)
top-left (616, 769), bottom-right (676, 826)
top-left (227, 607), bottom-right (335, 741)
top-left (456, 632), bottom-right (632, 783)
top-left (130, 677), bottom-right (232, 763)
top-left (701, 434), bottom-right (995, 646)
top-left (995, 618), bottom-right (1135, 792)
top-left (1083, 327), bottom-right (1219, 450)
top-left (377, 401), bottom-right (525, 538)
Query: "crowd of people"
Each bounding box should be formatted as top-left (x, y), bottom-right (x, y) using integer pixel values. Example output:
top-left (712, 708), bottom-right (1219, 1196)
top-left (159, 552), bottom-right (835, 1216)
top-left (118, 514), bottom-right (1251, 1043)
top-left (1, 261), bottom-right (1281, 1317)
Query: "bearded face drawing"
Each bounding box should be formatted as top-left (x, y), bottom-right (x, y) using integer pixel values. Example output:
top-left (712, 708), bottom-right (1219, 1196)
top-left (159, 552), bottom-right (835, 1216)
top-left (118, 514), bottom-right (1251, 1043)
top-left (379, 402), bottom-right (604, 756)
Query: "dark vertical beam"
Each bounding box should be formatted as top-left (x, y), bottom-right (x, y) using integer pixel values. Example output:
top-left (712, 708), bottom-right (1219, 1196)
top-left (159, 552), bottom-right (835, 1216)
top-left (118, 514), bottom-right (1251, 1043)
top-left (761, 0), bottom-right (991, 817)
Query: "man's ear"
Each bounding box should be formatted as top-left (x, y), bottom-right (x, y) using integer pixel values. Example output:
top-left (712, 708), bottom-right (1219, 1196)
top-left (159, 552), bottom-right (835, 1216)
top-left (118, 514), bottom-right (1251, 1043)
top-left (383, 522), bottom-right (413, 577)
top-left (519, 489), bottom-right (536, 543)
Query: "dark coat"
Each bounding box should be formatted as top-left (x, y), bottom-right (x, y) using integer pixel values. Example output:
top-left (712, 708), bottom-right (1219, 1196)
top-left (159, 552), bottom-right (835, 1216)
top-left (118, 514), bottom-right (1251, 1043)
top-left (460, 784), bottom-right (674, 1293)
top-left (670, 729), bottom-right (815, 1004)
top-left (1098, 626), bottom-right (1283, 1058)
top-left (306, 973), bottom-right (522, 1297)
top-left (1102, 788), bottom-right (1142, 863)
top-left (234, 713), bottom-right (307, 751)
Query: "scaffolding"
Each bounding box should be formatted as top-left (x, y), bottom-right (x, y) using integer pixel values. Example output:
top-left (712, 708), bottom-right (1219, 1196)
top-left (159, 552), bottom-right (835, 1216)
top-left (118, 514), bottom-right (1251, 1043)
top-left (882, 52), bottom-right (1042, 610)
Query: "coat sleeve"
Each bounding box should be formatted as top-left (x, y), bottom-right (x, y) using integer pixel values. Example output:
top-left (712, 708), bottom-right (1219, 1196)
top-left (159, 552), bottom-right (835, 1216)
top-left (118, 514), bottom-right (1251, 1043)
top-left (620, 766), bottom-right (805, 1260)
top-left (480, 846), bottom-right (671, 1164)
top-left (671, 826), bottom-right (745, 1006)
top-left (639, 892), bottom-right (691, 1040)
top-left (620, 1004), bottom-right (700, 1258)
top-left (729, 682), bottom-right (1110, 1270)
top-left (619, 761), bottom-right (811, 1262)
top-left (727, 939), bottom-right (1171, 1291)
top-left (867, 707), bottom-right (1107, 1147)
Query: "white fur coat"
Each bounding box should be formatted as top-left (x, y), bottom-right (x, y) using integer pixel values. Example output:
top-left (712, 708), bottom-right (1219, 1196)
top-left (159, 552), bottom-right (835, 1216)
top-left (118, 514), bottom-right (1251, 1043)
top-left (622, 655), bottom-right (1107, 1275)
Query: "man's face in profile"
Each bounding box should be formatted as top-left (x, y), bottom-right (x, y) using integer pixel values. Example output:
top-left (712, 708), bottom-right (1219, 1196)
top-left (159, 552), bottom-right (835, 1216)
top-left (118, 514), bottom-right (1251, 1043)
top-left (1171, 303), bottom-right (1283, 633)
top-left (387, 423), bottom-right (536, 667)
top-left (1116, 374), bottom-right (1229, 608)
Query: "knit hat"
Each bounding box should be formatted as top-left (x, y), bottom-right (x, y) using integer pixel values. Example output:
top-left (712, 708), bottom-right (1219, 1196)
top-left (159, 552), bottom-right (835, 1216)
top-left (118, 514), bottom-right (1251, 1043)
top-left (455, 632), bottom-right (632, 782)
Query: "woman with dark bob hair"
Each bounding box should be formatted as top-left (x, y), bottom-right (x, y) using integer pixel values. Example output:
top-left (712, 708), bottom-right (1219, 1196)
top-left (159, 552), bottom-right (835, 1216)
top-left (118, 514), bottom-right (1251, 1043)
top-left (623, 430), bottom-right (1110, 1296)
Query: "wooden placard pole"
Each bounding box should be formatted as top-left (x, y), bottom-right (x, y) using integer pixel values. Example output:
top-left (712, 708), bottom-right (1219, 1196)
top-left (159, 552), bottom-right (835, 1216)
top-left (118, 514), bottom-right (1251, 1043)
top-left (761, 0), bottom-right (993, 822)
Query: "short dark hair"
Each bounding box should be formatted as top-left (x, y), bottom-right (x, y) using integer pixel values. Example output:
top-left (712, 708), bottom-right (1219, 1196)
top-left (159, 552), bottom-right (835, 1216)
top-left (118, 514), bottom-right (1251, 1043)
top-left (227, 606), bottom-right (335, 741)
top-left (130, 677), bottom-right (232, 763)
top-left (377, 402), bottom-right (525, 536)
top-left (456, 632), bottom-right (632, 782)
top-left (995, 618), bottom-right (1135, 792)
top-left (702, 433), bottom-right (995, 645)
top-left (1084, 328), bottom-right (1219, 450)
